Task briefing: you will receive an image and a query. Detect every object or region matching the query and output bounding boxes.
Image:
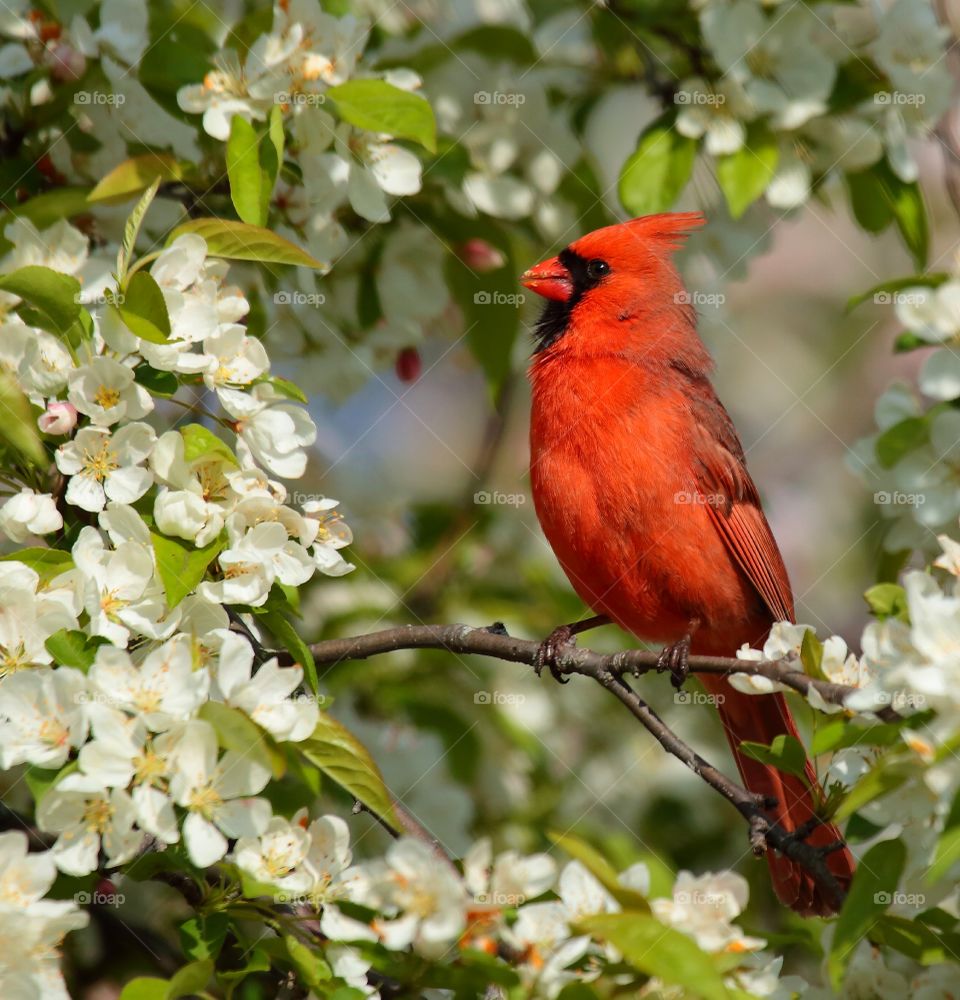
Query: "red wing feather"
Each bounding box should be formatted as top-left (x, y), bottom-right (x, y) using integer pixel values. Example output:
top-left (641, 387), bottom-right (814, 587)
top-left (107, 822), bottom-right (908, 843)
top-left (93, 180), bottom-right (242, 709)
top-left (687, 386), bottom-right (796, 625)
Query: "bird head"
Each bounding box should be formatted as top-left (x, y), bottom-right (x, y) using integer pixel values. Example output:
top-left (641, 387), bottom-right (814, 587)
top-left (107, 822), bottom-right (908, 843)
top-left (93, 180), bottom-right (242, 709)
top-left (520, 212), bottom-right (705, 358)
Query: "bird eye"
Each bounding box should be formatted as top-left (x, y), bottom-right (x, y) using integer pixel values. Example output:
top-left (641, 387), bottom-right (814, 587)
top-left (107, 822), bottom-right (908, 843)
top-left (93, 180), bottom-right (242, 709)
top-left (586, 259), bottom-right (610, 280)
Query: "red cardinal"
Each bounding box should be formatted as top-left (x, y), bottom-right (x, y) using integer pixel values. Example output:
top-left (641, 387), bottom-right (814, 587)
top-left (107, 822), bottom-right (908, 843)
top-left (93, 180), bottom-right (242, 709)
top-left (522, 212), bottom-right (854, 916)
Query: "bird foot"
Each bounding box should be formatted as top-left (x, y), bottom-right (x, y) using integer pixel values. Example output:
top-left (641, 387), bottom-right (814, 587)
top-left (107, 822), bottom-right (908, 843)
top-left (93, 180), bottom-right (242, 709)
top-left (534, 625), bottom-right (574, 683)
top-left (657, 634), bottom-right (691, 689)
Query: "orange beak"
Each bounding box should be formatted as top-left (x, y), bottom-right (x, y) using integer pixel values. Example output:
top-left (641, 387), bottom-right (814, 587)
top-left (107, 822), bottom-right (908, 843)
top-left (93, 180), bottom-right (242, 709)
top-left (520, 256), bottom-right (572, 302)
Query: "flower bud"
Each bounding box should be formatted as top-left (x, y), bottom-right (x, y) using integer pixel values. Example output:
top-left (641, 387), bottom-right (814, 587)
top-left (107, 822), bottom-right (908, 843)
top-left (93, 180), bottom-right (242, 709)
top-left (46, 43), bottom-right (86, 83)
top-left (395, 347), bottom-right (421, 383)
top-left (38, 401), bottom-right (78, 436)
top-left (458, 239), bottom-right (506, 273)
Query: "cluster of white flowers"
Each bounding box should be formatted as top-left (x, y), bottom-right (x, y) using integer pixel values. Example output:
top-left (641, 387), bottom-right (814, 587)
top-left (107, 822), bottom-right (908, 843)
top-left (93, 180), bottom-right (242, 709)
top-left (0, 200), bottom-right (358, 992)
top-left (852, 254), bottom-right (960, 552)
top-left (0, 831), bottom-right (89, 999)
top-left (224, 825), bottom-right (799, 999)
top-left (680, 0), bottom-right (951, 208)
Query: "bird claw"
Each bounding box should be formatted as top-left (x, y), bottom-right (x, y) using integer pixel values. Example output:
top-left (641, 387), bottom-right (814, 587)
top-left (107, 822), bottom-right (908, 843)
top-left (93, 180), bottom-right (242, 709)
top-left (657, 634), bottom-right (691, 689)
top-left (535, 625), bottom-right (574, 683)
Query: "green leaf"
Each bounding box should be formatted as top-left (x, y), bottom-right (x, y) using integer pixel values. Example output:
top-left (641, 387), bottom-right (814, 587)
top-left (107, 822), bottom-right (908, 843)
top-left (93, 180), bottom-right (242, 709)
top-left (845, 273), bottom-right (949, 312)
top-left (873, 913), bottom-right (955, 964)
top-left (0, 265), bottom-right (82, 337)
top-left (885, 169), bottom-right (929, 270)
top-left (25, 762), bottom-right (75, 805)
top-left (198, 701), bottom-right (286, 779)
top-left (168, 959), bottom-right (214, 999)
top-left (299, 712), bottom-right (399, 828)
top-left (875, 416), bottom-right (928, 468)
top-left (88, 153), bottom-right (191, 203)
top-left (150, 531), bottom-right (225, 608)
top-left (169, 218), bottom-right (325, 270)
top-left (0, 547), bottom-right (73, 584)
top-left (864, 583), bottom-right (909, 622)
top-left (44, 629), bottom-right (108, 672)
top-left (257, 374), bottom-right (308, 404)
top-left (811, 717), bottom-right (911, 755)
top-left (252, 607), bottom-right (318, 694)
top-left (179, 913), bottom-right (229, 961)
top-left (580, 913), bottom-right (731, 1000)
top-left (268, 103), bottom-right (285, 172)
top-left (115, 270), bottom-right (171, 344)
top-left (134, 365), bottom-right (179, 398)
top-left (117, 178), bottom-right (160, 282)
top-left (453, 24), bottom-right (538, 63)
top-left (283, 935), bottom-right (332, 989)
top-left (215, 945), bottom-right (270, 988)
top-left (548, 831), bottom-right (649, 910)
top-left (715, 126), bottom-right (779, 219)
top-left (119, 978), bottom-right (168, 1000)
top-left (829, 838), bottom-right (907, 989)
top-left (436, 213), bottom-right (518, 395)
top-left (738, 734), bottom-right (809, 781)
top-left (327, 79), bottom-right (436, 152)
top-left (180, 423), bottom-right (238, 466)
top-left (894, 331), bottom-right (929, 353)
top-left (0, 371), bottom-right (46, 468)
top-left (619, 118), bottom-right (697, 216)
top-left (227, 115), bottom-right (278, 227)
top-left (846, 168), bottom-right (893, 233)
top-left (846, 161), bottom-right (929, 267)
top-left (928, 786), bottom-right (960, 883)
top-left (835, 758), bottom-right (914, 820)
top-left (800, 629), bottom-right (826, 681)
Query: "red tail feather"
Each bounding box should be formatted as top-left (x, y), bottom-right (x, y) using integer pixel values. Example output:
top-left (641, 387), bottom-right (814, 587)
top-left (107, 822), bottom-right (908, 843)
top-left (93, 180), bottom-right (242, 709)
top-left (701, 676), bottom-right (855, 916)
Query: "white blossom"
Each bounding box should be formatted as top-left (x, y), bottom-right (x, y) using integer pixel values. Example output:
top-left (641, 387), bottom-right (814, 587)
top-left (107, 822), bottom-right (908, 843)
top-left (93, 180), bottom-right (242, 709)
top-left (67, 357), bottom-right (153, 427)
top-left (167, 719), bottom-right (271, 866)
top-left (56, 423), bottom-right (155, 513)
top-left (0, 489), bottom-right (62, 543)
top-left (36, 774), bottom-right (141, 876)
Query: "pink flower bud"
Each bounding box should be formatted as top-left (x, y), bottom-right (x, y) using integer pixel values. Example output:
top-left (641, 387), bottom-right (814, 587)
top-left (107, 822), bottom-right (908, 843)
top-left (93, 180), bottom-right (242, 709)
top-left (38, 401), bottom-right (78, 436)
top-left (46, 43), bottom-right (86, 83)
top-left (458, 239), bottom-right (506, 273)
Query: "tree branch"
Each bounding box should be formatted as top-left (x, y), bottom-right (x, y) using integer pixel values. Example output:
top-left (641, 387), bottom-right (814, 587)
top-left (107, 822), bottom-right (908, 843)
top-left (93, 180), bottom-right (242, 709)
top-left (278, 621), bottom-right (887, 718)
top-left (272, 621), bottom-right (894, 910)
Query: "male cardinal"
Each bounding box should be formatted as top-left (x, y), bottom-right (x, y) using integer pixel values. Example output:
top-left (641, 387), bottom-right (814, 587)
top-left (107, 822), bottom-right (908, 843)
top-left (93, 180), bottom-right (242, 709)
top-left (521, 212), bottom-right (855, 916)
